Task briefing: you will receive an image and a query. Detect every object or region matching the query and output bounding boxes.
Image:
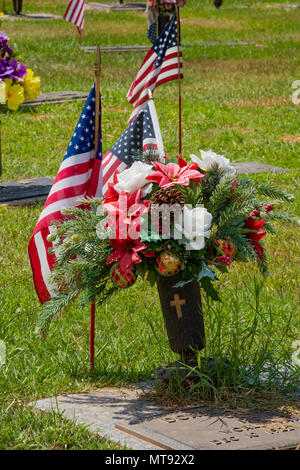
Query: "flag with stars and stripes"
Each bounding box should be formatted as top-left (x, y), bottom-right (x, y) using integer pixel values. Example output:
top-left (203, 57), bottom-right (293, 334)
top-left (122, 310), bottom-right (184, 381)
top-left (127, 11), bottom-right (183, 123)
top-left (87, 98), bottom-right (165, 199)
top-left (28, 84), bottom-right (101, 303)
top-left (63, 0), bottom-right (85, 34)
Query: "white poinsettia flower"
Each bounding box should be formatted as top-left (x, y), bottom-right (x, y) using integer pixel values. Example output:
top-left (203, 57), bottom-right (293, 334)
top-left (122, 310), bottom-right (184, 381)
top-left (190, 149), bottom-right (236, 176)
top-left (174, 205), bottom-right (213, 251)
top-left (115, 161), bottom-right (154, 194)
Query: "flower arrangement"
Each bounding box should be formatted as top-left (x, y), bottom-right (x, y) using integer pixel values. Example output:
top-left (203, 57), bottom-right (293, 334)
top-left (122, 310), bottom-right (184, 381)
top-left (36, 150), bottom-right (295, 336)
top-left (148, 0), bottom-right (187, 9)
top-left (0, 31), bottom-right (41, 110)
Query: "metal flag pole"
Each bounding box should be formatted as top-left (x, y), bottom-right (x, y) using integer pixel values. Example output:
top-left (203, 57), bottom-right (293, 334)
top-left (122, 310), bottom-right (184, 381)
top-left (175, 1), bottom-right (182, 156)
top-left (148, 89), bottom-right (165, 161)
top-left (89, 44), bottom-right (101, 372)
top-left (78, 27), bottom-right (82, 46)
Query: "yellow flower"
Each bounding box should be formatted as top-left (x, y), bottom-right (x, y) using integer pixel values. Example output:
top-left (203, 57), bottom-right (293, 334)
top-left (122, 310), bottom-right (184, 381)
top-left (4, 79), bottom-right (25, 110)
top-left (23, 68), bottom-right (41, 101)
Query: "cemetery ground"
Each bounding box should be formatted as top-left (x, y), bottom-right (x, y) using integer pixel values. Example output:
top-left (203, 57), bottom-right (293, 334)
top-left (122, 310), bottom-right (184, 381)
top-left (0, 0), bottom-right (299, 450)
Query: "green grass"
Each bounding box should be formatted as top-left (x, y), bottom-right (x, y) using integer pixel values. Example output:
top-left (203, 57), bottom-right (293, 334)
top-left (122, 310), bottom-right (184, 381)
top-left (0, 0), bottom-right (299, 450)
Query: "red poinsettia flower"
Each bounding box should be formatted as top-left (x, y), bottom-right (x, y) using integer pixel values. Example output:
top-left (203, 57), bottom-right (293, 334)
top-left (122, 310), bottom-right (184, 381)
top-left (106, 234), bottom-right (154, 275)
top-left (103, 170), bottom-right (120, 203)
top-left (103, 188), bottom-right (150, 239)
top-left (146, 160), bottom-right (203, 189)
top-left (244, 216), bottom-right (267, 260)
top-left (103, 188), bottom-right (150, 219)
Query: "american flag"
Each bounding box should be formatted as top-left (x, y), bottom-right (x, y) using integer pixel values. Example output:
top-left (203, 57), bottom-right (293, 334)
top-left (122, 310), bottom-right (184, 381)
top-left (29, 92), bottom-right (163, 303)
top-left (28, 85), bottom-right (101, 303)
top-left (87, 99), bottom-right (165, 199)
top-left (63, 0), bottom-right (85, 33)
top-left (127, 12), bottom-right (183, 123)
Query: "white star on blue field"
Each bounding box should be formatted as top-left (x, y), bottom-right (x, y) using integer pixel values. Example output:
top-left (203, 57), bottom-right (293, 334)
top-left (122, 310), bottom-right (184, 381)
top-left (153, 13), bottom-right (179, 68)
top-left (64, 85), bottom-right (102, 159)
top-left (109, 104), bottom-right (155, 166)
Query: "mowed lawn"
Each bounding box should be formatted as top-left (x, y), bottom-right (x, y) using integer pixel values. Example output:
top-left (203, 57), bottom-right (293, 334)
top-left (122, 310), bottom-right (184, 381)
top-left (0, 0), bottom-right (299, 449)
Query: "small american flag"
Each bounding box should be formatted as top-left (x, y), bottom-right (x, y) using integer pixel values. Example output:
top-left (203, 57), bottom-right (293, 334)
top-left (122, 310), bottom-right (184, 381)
top-left (29, 93), bottom-right (163, 303)
top-left (63, 0), bottom-right (85, 34)
top-left (28, 85), bottom-right (101, 303)
top-left (87, 98), bottom-right (165, 199)
top-left (127, 12), bottom-right (183, 123)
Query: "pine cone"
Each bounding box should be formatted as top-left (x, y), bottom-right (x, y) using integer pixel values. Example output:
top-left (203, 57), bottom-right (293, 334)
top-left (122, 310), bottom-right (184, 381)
top-left (150, 188), bottom-right (185, 229)
top-left (150, 187), bottom-right (185, 208)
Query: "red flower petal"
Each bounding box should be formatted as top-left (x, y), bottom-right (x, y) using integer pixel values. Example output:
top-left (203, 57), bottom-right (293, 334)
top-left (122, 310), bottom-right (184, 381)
top-left (251, 240), bottom-right (264, 259)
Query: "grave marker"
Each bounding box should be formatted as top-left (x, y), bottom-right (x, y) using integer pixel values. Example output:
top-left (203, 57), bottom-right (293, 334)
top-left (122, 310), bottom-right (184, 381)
top-left (0, 162), bottom-right (289, 206)
top-left (31, 386), bottom-right (300, 450)
top-left (82, 42), bottom-right (264, 54)
top-left (86, 2), bottom-right (146, 12)
top-left (20, 91), bottom-right (89, 107)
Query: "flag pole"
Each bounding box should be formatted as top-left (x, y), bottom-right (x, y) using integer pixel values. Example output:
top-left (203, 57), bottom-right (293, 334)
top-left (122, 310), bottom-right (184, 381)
top-left (78, 27), bottom-right (82, 46)
top-left (89, 44), bottom-right (101, 372)
top-left (175, 1), bottom-right (182, 156)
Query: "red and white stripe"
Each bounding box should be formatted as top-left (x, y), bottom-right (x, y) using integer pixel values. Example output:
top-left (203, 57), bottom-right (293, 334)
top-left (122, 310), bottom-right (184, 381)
top-left (63, 0), bottom-right (85, 31)
top-left (88, 132), bottom-right (162, 200)
top-left (28, 149), bottom-right (93, 303)
top-left (127, 45), bottom-right (183, 123)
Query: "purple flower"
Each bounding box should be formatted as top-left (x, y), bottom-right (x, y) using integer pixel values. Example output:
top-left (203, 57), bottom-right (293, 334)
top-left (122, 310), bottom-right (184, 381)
top-left (6, 59), bottom-right (27, 81)
top-left (0, 32), bottom-right (13, 60)
top-left (0, 32), bottom-right (9, 42)
top-left (0, 44), bottom-right (13, 59)
top-left (0, 58), bottom-right (13, 80)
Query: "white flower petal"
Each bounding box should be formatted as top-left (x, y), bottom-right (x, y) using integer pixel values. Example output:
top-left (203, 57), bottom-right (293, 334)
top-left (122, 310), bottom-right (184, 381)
top-left (191, 149), bottom-right (236, 176)
top-left (115, 161), bottom-right (154, 194)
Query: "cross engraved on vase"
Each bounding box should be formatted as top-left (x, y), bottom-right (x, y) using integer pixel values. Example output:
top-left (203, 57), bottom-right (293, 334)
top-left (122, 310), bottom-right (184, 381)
top-left (170, 294), bottom-right (186, 318)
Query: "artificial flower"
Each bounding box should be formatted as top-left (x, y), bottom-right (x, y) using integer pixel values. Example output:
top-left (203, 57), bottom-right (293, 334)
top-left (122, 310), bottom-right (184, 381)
top-left (190, 149), bottom-right (236, 176)
top-left (147, 0), bottom-right (186, 8)
top-left (114, 161), bottom-right (154, 194)
top-left (0, 32), bottom-right (13, 58)
top-left (103, 171), bottom-right (121, 203)
top-left (0, 59), bottom-right (13, 80)
top-left (174, 205), bottom-right (212, 250)
top-left (0, 32), bottom-right (8, 41)
top-left (23, 68), bottom-right (41, 100)
top-left (6, 59), bottom-right (27, 81)
top-left (106, 233), bottom-right (152, 275)
top-left (4, 78), bottom-right (24, 110)
top-left (0, 43), bottom-right (12, 58)
top-left (146, 160), bottom-right (203, 188)
top-left (244, 216), bottom-right (266, 260)
top-left (103, 188), bottom-right (151, 240)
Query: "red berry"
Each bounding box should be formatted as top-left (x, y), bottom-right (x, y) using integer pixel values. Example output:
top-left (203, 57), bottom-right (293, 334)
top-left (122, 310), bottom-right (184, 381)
top-left (252, 210), bottom-right (260, 217)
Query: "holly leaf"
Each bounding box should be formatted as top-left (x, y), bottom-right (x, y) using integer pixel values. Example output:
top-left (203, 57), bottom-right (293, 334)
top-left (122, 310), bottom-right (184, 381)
top-left (197, 261), bottom-right (216, 281)
top-left (173, 278), bottom-right (193, 288)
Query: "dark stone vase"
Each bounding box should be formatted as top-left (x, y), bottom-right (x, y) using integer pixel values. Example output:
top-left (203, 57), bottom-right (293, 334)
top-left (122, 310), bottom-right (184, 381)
top-left (12, 0), bottom-right (23, 14)
top-left (156, 272), bottom-right (205, 360)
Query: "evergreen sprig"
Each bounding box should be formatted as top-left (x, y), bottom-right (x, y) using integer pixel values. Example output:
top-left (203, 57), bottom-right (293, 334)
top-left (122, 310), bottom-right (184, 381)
top-left (35, 162), bottom-right (295, 336)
